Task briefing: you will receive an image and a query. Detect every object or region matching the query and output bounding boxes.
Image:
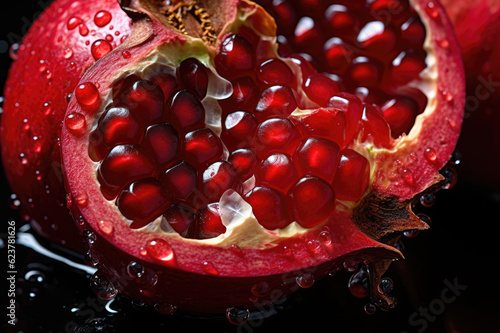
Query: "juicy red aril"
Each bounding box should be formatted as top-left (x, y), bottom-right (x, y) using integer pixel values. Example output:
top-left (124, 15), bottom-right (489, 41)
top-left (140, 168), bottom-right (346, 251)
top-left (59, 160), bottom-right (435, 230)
top-left (252, 118), bottom-right (301, 159)
top-left (151, 73), bottom-right (177, 102)
top-left (163, 204), bottom-right (196, 238)
top-left (293, 137), bottom-right (340, 183)
top-left (97, 107), bottom-right (144, 147)
top-left (326, 93), bottom-right (363, 145)
top-left (184, 128), bottom-right (223, 166)
top-left (323, 37), bottom-right (352, 74)
top-left (215, 34), bottom-right (255, 79)
top-left (294, 17), bottom-right (321, 49)
top-left (117, 178), bottom-right (170, 228)
top-left (142, 123), bottom-right (179, 167)
top-left (349, 56), bottom-right (382, 86)
top-left (245, 186), bottom-right (291, 230)
top-left (256, 153), bottom-right (298, 193)
top-left (167, 90), bottom-right (205, 132)
top-left (201, 161), bottom-right (243, 204)
top-left (325, 4), bottom-right (357, 31)
top-left (357, 21), bottom-right (397, 55)
top-left (119, 80), bottom-right (165, 123)
top-left (160, 162), bottom-right (198, 203)
top-left (99, 144), bottom-right (156, 190)
top-left (292, 108), bottom-right (346, 148)
top-left (257, 58), bottom-right (294, 85)
top-left (303, 74), bottom-right (339, 106)
top-left (228, 149), bottom-right (259, 181)
top-left (391, 51), bottom-right (427, 84)
top-left (381, 97), bottom-right (419, 138)
top-left (221, 77), bottom-right (259, 113)
top-left (287, 176), bottom-right (335, 228)
top-left (360, 104), bottom-right (392, 147)
top-left (254, 85), bottom-right (297, 122)
top-left (195, 203), bottom-right (225, 239)
top-left (221, 111), bottom-right (258, 151)
top-left (178, 58), bottom-right (208, 99)
top-left (400, 17), bottom-right (426, 48)
top-left (332, 149), bottom-right (370, 202)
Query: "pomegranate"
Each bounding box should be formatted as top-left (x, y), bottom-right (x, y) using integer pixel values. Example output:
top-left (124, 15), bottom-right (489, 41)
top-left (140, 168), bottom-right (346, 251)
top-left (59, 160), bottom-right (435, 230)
top-left (0, 0), bottom-right (132, 251)
top-left (1, 0), bottom-right (464, 317)
top-left (440, 0), bottom-right (500, 188)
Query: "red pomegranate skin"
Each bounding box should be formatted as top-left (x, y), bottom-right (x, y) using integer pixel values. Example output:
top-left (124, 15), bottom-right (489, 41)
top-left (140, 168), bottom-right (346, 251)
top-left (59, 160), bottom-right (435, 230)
top-left (441, 0), bottom-right (500, 188)
top-left (0, 0), bottom-right (131, 251)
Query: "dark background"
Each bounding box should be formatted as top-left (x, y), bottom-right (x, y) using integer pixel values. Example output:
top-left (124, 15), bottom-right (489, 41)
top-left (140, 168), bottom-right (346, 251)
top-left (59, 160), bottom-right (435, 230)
top-left (1, 1), bottom-right (499, 332)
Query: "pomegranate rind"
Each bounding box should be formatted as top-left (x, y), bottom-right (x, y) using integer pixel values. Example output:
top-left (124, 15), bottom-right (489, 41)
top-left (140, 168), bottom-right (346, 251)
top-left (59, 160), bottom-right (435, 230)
top-left (62, 0), bottom-right (402, 313)
top-left (0, 0), bottom-right (132, 251)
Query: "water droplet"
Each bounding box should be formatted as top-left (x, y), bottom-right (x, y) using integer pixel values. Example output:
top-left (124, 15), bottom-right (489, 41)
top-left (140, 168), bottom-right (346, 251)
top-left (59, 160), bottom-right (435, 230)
top-left (127, 261), bottom-right (144, 279)
top-left (65, 112), bottom-right (86, 136)
top-left (90, 271), bottom-right (117, 300)
top-left (348, 267), bottom-right (369, 298)
top-left (364, 303), bottom-right (377, 315)
top-left (24, 270), bottom-right (45, 283)
top-left (425, 2), bottom-right (439, 19)
top-left (122, 50), bottom-right (131, 59)
top-left (83, 230), bottom-right (96, 245)
top-left (450, 151), bottom-right (462, 165)
top-left (9, 43), bottom-right (19, 60)
top-left (75, 193), bottom-right (88, 207)
top-left (154, 303), bottom-right (177, 315)
top-left (201, 261), bottom-right (219, 275)
top-left (424, 147), bottom-right (437, 162)
top-left (98, 220), bottom-right (113, 235)
top-left (400, 168), bottom-right (414, 186)
top-left (146, 239), bottom-right (176, 264)
top-left (67, 17), bottom-right (82, 30)
top-left (226, 306), bottom-right (250, 325)
top-left (403, 229), bottom-right (419, 238)
top-left (441, 167), bottom-right (457, 189)
top-left (42, 102), bottom-right (52, 116)
top-left (343, 259), bottom-right (360, 272)
top-left (94, 10), bottom-right (112, 27)
top-left (306, 239), bottom-right (322, 254)
top-left (85, 250), bottom-right (99, 266)
top-left (74, 82), bottom-right (99, 106)
top-left (379, 277), bottom-right (394, 294)
top-left (437, 38), bottom-right (449, 49)
top-left (318, 229), bottom-right (332, 248)
top-left (64, 48), bottom-right (73, 59)
top-left (19, 153), bottom-right (28, 165)
top-left (251, 281), bottom-right (270, 298)
top-left (9, 193), bottom-right (21, 209)
top-left (79, 23), bottom-right (89, 36)
top-left (296, 272), bottom-right (315, 288)
top-left (91, 39), bottom-right (112, 60)
top-left (419, 193), bottom-right (435, 207)
top-left (417, 213), bottom-right (432, 227)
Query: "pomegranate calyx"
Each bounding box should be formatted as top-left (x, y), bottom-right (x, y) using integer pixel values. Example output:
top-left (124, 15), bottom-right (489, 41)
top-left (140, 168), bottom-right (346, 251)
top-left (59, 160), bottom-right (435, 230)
top-left (353, 192), bottom-right (430, 242)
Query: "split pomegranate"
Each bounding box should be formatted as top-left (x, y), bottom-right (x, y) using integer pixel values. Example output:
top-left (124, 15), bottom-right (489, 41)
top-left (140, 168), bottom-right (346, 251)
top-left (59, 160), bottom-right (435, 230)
top-left (1, 0), bottom-right (464, 317)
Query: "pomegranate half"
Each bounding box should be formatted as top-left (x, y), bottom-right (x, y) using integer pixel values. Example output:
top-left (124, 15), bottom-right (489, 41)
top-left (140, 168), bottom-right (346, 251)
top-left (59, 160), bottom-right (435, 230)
top-left (56, 0), bottom-right (464, 314)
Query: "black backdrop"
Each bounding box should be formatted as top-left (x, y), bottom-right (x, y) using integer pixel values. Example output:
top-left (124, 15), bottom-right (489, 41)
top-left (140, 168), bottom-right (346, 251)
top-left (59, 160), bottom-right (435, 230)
top-left (1, 1), bottom-right (499, 333)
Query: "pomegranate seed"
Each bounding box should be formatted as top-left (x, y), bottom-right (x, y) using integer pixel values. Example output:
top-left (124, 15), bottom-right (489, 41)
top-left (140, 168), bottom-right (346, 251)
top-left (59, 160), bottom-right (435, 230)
top-left (142, 123), bottom-right (179, 167)
top-left (228, 149), bottom-right (259, 181)
top-left (99, 144), bottom-right (156, 188)
top-left (292, 108), bottom-right (346, 148)
top-left (391, 51), bottom-right (427, 84)
top-left (150, 73), bottom-right (177, 101)
top-left (221, 111), bottom-right (258, 151)
top-left (360, 104), bottom-right (392, 147)
top-left (88, 130), bottom-right (108, 162)
top-left (167, 90), bottom-right (205, 132)
top-left (254, 85), bottom-right (297, 122)
top-left (325, 4), bottom-right (357, 31)
top-left (245, 186), bottom-right (292, 230)
top-left (116, 178), bottom-right (170, 228)
top-left (381, 96), bottom-right (419, 137)
top-left (326, 92), bottom-right (363, 145)
top-left (287, 176), bottom-right (335, 228)
top-left (163, 204), bottom-right (196, 237)
top-left (215, 34), bottom-right (255, 78)
top-left (271, 0), bottom-right (296, 32)
top-left (119, 80), bottom-right (165, 123)
top-left (195, 203), bottom-right (225, 239)
top-left (257, 58), bottom-right (293, 85)
top-left (293, 137), bottom-right (340, 183)
top-left (332, 149), bottom-right (370, 202)
top-left (160, 162), bottom-right (197, 204)
top-left (184, 128), bottom-right (223, 167)
top-left (303, 73), bottom-right (339, 106)
top-left (349, 56), bottom-right (383, 86)
top-left (252, 118), bottom-right (302, 158)
top-left (222, 77), bottom-right (259, 113)
top-left (357, 21), bottom-right (396, 55)
top-left (112, 74), bottom-right (141, 100)
top-left (354, 86), bottom-right (388, 105)
top-left (178, 58), bottom-right (208, 99)
top-left (401, 17), bottom-right (426, 48)
top-left (97, 107), bottom-right (143, 147)
top-left (288, 53), bottom-right (316, 78)
top-left (200, 161), bottom-right (243, 203)
top-left (255, 153), bottom-right (298, 193)
top-left (294, 17), bottom-right (321, 48)
top-left (323, 37), bottom-right (353, 74)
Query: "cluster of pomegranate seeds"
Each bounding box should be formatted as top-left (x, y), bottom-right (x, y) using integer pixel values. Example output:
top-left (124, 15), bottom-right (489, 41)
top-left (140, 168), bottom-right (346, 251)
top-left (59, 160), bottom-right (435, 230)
top-left (260, 0), bottom-right (429, 138)
top-left (89, 30), bottom-right (375, 238)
